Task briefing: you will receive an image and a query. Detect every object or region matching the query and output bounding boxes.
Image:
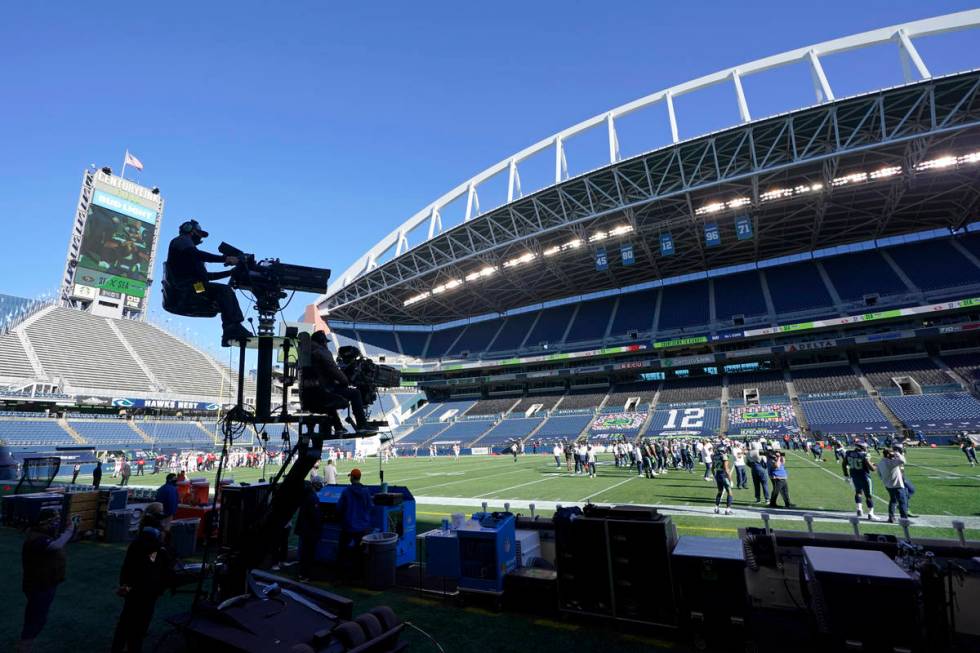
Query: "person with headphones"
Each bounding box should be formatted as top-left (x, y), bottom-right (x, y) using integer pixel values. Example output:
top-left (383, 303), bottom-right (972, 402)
top-left (164, 219), bottom-right (251, 346)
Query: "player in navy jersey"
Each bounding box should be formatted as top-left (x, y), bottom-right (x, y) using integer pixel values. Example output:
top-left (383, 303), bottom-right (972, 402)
top-left (842, 441), bottom-right (878, 520)
top-left (712, 445), bottom-right (734, 515)
top-left (960, 435), bottom-right (978, 467)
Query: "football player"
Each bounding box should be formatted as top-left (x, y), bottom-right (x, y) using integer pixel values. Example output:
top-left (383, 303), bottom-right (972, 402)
top-left (843, 441), bottom-right (878, 520)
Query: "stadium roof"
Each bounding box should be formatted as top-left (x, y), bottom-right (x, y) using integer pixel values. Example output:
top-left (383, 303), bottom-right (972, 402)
top-left (320, 12), bottom-right (980, 325)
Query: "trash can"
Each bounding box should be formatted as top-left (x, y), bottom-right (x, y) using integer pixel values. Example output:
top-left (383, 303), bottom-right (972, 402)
top-left (106, 509), bottom-right (134, 543)
top-left (170, 518), bottom-right (200, 558)
top-left (362, 532), bottom-right (398, 590)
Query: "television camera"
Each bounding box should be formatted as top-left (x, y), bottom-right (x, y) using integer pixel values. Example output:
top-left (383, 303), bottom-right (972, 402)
top-left (337, 345), bottom-right (401, 410)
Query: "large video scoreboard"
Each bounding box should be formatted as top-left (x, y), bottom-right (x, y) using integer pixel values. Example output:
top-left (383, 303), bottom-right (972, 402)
top-left (61, 168), bottom-right (165, 319)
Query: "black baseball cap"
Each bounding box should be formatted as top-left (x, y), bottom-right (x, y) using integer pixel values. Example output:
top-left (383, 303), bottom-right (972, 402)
top-left (179, 219), bottom-right (209, 238)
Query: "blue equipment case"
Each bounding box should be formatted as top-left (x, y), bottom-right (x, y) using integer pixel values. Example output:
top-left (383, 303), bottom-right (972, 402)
top-left (420, 529), bottom-right (461, 579)
top-left (457, 512), bottom-right (517, 593)
top-left (312, 484), bottom-right (416, 567)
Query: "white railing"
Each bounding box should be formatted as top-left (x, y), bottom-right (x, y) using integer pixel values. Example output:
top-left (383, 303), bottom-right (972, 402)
top-left (326, 10), bottom-right (980, 299)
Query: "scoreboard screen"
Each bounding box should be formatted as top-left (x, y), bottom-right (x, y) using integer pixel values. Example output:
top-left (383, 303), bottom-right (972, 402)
top-left (76, 189), bottom-right (158, 298)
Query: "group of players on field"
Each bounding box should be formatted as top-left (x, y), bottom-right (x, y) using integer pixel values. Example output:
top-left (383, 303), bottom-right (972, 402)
top-left (545, 432), bottom-right (977, 523)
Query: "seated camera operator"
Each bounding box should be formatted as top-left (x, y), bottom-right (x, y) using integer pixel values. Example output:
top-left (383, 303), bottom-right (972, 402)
top-left (305, 330), bottom-right (373, 434)
top-left (164, 220), bottom-right (251, 346)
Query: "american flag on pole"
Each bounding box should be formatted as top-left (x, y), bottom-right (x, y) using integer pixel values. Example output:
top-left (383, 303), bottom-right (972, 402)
top-left (124, 150), bottom-right (144, 171)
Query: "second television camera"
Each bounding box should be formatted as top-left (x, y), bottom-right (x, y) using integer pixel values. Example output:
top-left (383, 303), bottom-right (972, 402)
top-left (337, 345), bottom-right (401, 409)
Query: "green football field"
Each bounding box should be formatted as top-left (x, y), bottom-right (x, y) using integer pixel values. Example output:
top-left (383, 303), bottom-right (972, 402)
top-left (66, 445), bottom-right (980, 540)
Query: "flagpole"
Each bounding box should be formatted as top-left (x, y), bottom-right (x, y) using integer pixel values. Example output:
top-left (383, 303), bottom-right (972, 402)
top-left (120, 150), bottom-right (128, 180)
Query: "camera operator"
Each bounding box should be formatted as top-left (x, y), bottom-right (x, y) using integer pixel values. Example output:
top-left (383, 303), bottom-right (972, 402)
top-left (305, 330), bottom-right (373, 434)
top-left (164, 220), bottom-right (251, 346)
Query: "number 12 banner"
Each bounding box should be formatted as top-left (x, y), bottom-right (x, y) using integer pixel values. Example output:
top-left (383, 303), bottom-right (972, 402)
top-left (660, 233), bottom-right (675, 256)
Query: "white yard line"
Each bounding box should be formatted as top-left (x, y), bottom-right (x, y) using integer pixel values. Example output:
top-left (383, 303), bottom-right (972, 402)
top-left (410, 464), bottom-right (534, 493)
top-left (787, 450), bottom-right (889, 506)
top-left (413, 496), bottom-right (980, 529)
top-left (474, 476), bottom-right (558, 498)
top-left (904, 460), bottom-right (980, 480)
top-left (578, 475), bottom-right (635, 502)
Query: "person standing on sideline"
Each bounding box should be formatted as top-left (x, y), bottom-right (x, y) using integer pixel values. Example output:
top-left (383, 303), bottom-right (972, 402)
top-left (732, 443), bottom-right (748, 490)
top-left (93, 460), bottom-right (103, 489)
top-left (120, 458), bottom-right (132, 487)
top-left (586, 445), bottom-right (597, 478)
top-left (155, 474), bottom-right (179, 532)
top-left (553, 442), bottom-right (563, 469)
top-left (711, 445), bottom-right (734, 515)
top-left (19, 509), bottom-right (74, 653)
top-left (111, 506), bottom-right (173, 653)
top-left (336, 470), bottom-right (372, 580)
top-left (843, 441), bottom-right (878, 520)
top-left (747, 442), bottom-right (770, 503)
top-left (295, 481), bottom-right (323, 582)
top-left (510, 442), bottom-right (519, 462)
top-left (767, 451), bottom-right (794, 508)
top-left (71, 463), bottom-right (80, 485)
top-left (877, 447), bottom-right (910, 523)
top-left (324, 459), bottom-right (338, 485)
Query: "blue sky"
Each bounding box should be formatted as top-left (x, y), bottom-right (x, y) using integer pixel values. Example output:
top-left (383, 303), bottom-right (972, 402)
top-left (0, 1), bottom-right (977, 351)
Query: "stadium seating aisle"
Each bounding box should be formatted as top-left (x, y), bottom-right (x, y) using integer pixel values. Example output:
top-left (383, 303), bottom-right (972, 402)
top-left (800, 397), bottom-right (892, 432)
top-left (139, 421), bottom-right (214, 445)
top-left (534, 413), bottom-right (593, 439)
top-left (657, 281), bottom-right (709, 331)
top-left (0, 332), bottom-right (35, 379)
top-left (883, 393), bottom-right (980, 428)
top-left (0, 418), bottom-right (75, 447)
top-left (859, 358), bottom-right (952, 389)
top-left (113, 318), bottom-right (231, 397)
top-left (446, 319), bottom-right (503, 358)
top-left (763, 262), bottom-right (833, 313)
top-left (820, 249), bottom-right (907, 301)
top-left (789, 365), bottom-right (864, 395)
top-left (26, 308), bottom-right (155, 392)
top-left (355, 328), bottom-right (400, 358)
top-left (511, 394), bottom-right (563, 414)
top-left (885, 238), bottom-right (980, 291)
top-left (474, 417), bottom-right (544, 447)
top-left (940, 352), bottom-right (980, 386)
top-left (69, 420), bottom-right (144, 446)
top-left (564, 297), bottom-right (616, 343)
top-left (484, 311), bottom-right (539, 355)
top-left (657, 378), bottom-right (721, 404)
top-left (712, 271), bottom-right (768, 322)
top-left (418, 400), bottom-right (476, 423)
top-left (467, 398), bottom-right (520, 416)
top-left (434, 419), bottom-right (496, 445)
top-left (393, 422), bottom-right (451, 447)
top-left (726, 371), bottom-right (788, 401)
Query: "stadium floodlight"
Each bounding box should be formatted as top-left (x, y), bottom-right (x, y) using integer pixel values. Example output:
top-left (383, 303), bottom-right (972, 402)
top-left (543, 245), bottom-right (561, 257)
top-left (403, 291), bottom-right (430, 306)
top-left (916, 155), bottom-right (957, 170)
top-left (503, 252), bottom-right (537, 268)
top-left (608, 224), bottom-right (634, 236)
top-left (465, 266), bottom-right (497, 282)
top-left (868, 166), bottom-right (901, 180)
top-left (589, 231), bottom-right (608, 242)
